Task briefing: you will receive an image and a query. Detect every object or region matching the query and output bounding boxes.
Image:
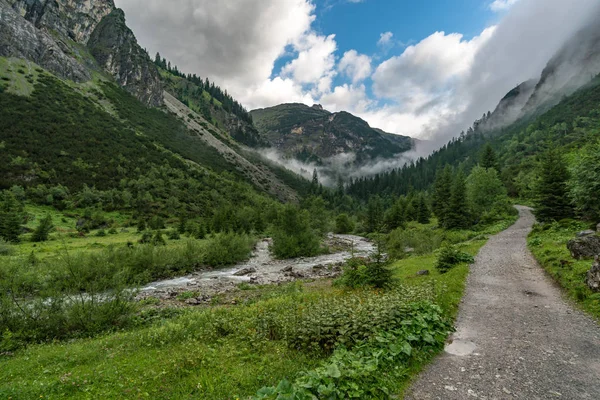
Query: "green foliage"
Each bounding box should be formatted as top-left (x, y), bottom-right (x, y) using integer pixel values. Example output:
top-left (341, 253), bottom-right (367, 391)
top-left (334, 213), bottom-right (355, 234)
top-left (534, 150), bottom-right (574, 222)
top-left (432, 166), bottom-right (453, 226)
top-left (31, 214), bottom-right (54, 242)
top-left (568, 140), bottom-right (600, 221)
top-left (0, 191), bottom-right (23, 243)
top-left (466, 166), bottom-right (510, 222)
top-left (528, 220), bottom-right (600, 318)
top-left (150, 230), bottom-right (166, 246)
top-left (480, 143), bottom-right (499, 170)
top-left (337, 257), bottom-right (395, 289)
top-left (366, 195), bottom-right (385, 233)
top-left (202, 232), bottom-right (254, 266)
top-left (416, 195), bottom-right (431, 224)
top-left (384, 198), bottom-right (406, 231)
top-left (386, 225), bottom-right (444, 260)
top-left (435, 243), bottom-right (475, 274)
top-left (272, 205), bottom-right (321, 259)
top-left (445, 171), bottom-right (471, 230)
top-left (0, 239), bottom-right (14, 256)
top-left (254, 301), bottom-right (451, 400)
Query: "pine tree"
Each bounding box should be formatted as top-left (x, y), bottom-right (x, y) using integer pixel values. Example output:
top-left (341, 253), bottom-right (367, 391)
top-left (310, 169), bottom-right (320, 194)
top-left (0, 192), bottom-right (23, 243)
top-left (534, 150), bottom-right (574, 222)
top-left (480, 144), bottom-right (499, 170)
top-left (445, 171), bottom-right (471, 229)
top-left (432, 166), bottom-right (453, 225)
top-left (417, 195), bottom-right (432, 224)
top-left (32, 214), bottom-right (54, 242)
top-left (384, 198), bottom-right (406, 231)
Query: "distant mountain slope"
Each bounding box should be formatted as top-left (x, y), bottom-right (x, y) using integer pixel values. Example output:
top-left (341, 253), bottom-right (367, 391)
top-left (0, 0), bottom-right (308, 203)
top-left (251, 103), bottom-right (414, 163)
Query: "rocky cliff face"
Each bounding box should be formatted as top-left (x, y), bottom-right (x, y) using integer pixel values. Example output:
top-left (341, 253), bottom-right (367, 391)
top-left (88, 9), bottom-right (162, 106)
top-left (7, 0), bottom-right (114, 44)
top-left (0, 0), bottom-right (162, 106)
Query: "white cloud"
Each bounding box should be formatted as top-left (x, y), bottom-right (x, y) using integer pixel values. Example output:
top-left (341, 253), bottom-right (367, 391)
top-left (338, 50), bottom-right (372, 83)
top-left (490, 0), bottom-right (520, 12)
top-left (281, 33), bottom-right (338, 85)
top-left (320, 84), bottom-right (373, 113)
top-left (377, 31), bottom-right (394, 47)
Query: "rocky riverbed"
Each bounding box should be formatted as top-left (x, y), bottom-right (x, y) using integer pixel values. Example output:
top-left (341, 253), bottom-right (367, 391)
top-left (136, 234), bottom-right (374, 303)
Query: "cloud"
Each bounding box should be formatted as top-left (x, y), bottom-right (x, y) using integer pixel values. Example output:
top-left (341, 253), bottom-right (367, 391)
top-left (490, 0), bottom-right (520, 12)
top-left (116, 0), bottom-right (600, 151)
top-left (338, 50), bottom-right (372, 83)
top-left (377, 31), bottom-right (393, 47)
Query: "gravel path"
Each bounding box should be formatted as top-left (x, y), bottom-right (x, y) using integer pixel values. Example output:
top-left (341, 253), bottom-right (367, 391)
top-left (406, 206), bottom-right (600, 400)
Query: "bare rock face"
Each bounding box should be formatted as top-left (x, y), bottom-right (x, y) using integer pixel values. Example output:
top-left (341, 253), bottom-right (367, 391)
top-left (586, 256), bottom-right (600, 292)
top-left (1, 0), bottom-right (162, 106)
top-left (87, 9), bottom-right (163, 106)
top-left (7, 0), bottom-right (115, 44)
top-left (0, 0), bottom-right (90, 81)
top-left (567, 235), bottom-right (600, 260)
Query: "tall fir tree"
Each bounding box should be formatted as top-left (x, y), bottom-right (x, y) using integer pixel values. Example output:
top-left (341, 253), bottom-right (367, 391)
top-left (534, 150), bottom-right (574, 222)
top-left (445, 171), bottom-right (471, 229)
top-left (432, 165), bottom-right (453, 226)
top-left (0, 192), bottom-right (23, 243)
top-left (417, 195), bottom-right (432, 224)
top-left (480, 144), bottom-right (499, 171)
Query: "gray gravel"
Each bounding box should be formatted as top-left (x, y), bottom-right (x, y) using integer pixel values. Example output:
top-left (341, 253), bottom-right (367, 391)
top-left (406, 206), bottom-right (600, 400)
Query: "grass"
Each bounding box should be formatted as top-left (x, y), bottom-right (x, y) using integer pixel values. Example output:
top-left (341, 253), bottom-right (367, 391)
top-left (0, 57), bottom-right (42, 96)
top-left (0, 217), bottom-right (517, 399)
top-left (528, 220), bottom-right (600, 320)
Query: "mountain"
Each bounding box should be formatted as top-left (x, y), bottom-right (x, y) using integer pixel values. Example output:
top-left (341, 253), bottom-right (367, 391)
top-left (0, 0), bottom-right (308, 207)
top-left (251, 103), bottom-right (415, 164)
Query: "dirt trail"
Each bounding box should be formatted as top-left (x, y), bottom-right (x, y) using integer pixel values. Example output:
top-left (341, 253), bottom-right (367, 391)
top-left (407, 206), bottom-right (600, 400)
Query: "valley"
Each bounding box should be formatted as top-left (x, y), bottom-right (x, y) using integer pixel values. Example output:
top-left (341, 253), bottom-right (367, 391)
top-left (1, 0), bottom-right (600, 399)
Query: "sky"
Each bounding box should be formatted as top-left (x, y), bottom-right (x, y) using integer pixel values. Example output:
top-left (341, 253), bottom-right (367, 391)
top-left (114, 0), bottom-right (600, 146)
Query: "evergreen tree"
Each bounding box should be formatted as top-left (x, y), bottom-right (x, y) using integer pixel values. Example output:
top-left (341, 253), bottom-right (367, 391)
top-left (384, 198), bottom-right (406, 231)
top-left (32, 214), bottom-right (54, 242)
top-left (310, 169), bottom-right (320, 194)
top-left (534, 150), bottom-right (574, 222)
top-left (480, 144), bottom-right (499, 170)
top-left (445, 171), bottom-right (471, 229)
top-left (0, 192), bottom-right (22, 243)
top-left (432, 166), bottom-right (453, 226)
top-left (366, 195), bottom-right (385, 233)
top-left (417, 195), bottom-right (431, 224)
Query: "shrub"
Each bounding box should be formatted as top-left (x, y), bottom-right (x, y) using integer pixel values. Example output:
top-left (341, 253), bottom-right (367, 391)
top-left (31, 214), bottom-right (54, 242)
top-left (435, 243), bottom-right (474, 273)
top-left (151, 230), bottom-right (166, 246)
top-left (0, 239), bottom-right (14, 256)
top-left (202, 232), bottom-right (254, 266)
top-left (336, 258), bottom-right (395, 289)
top-left (272, 205), bottom-right (321, 259)
top-left (386, 225), bottom-right (443, 260)
top-left (139, 231), bottom-right (153, 244)
top-left (334, 213), bottom-right (355, 234)
top-left (96, 229), bottom-right (107, 237)
top-left (167, 229), bottom-right (181, 240)
top-left (108, 227), bottom-right (118, 234)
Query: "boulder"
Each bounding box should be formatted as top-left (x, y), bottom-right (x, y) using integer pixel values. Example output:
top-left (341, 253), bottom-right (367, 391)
top-left (281, 266), bottom-right (293, 273)
top-left (185, 298), bottom-right (200, 306)
top-left (233, 267), bottom-right (256, 276)
top-left (567, 235), bottom-right (600, 260)
top-left (577, 230), bottom-right (596, 237)
top-left (586, 257), bottom-right (600, 292)
top-left (417, 270), bottom-right (430, 276)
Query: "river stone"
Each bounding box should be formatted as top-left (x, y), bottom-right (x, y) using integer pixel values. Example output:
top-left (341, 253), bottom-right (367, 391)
top-left (586, 256), bottom-right (600, 292)
top-left (577, 230), bottom-right (596, 237)
top-left (233, 267), bottom-right (256, 276)
top-left (281, 266), bottom-right (293, 273)
top-left (185, 298), bottom-right (200, 306)
top-left (417, 270), bottom-right (430, 276)
top-left (567, 235), bottom-right (600, 260)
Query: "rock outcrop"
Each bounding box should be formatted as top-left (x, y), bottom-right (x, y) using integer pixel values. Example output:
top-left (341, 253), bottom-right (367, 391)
top-left (1, 0), bottom-right (162, 106)
top-left (0, 0), bottom-right (90, 81)
top-left (567, 235), bottom-right (600, 260)
top-left (87, 9), bottom-right (163, 106)
top-left (586, 256), bottom-right (600, 292)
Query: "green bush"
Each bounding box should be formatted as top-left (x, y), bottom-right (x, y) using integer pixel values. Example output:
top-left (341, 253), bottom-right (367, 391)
top-left (386, 225), bottom-right (443, 260)
top-left (253, 301), bottom-right (451, 399)
top-left (202, 232), bottom-right (255, 266)
top-left (31, 214), bottom-right (54, 242)
top-left (435, 243), bottom-right (474, 274)
top-left (336, 258), bottom-right (395, 289)
top-left (0, 239), bottom-right (14, 256)
top-left (272, 205), bottom-right (321, 259)
top-left (334, 213), bottom-right (355, 234)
